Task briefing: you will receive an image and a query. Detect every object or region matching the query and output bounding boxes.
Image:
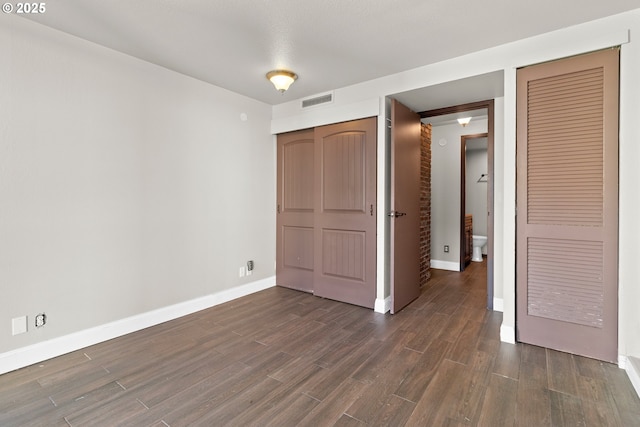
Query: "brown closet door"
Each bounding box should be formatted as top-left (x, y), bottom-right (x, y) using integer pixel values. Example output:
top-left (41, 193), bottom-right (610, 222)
top-left (276, 129), bottom-right (315, 292)
top-left (516, 49), bottom-right (619, 362)
top-left (313, 118), bottom-right (377, 308)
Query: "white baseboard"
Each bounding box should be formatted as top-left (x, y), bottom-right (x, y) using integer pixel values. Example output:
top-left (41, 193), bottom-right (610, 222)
top-left (500, 324), bottom-right (516, 344)
top-left (624, 356), bottom-right (640, 399)
top-left (0, 276), bottom-right (276, 375)
top-left (374, 296), bottom-right (391, 314)
top-left (430, 260), bottom-right (460, 271)
top-left (493, 298), bottom-right (504, 312)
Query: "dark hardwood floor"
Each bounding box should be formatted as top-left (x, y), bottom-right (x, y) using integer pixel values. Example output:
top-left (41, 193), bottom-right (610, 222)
top-left (1, 260), bottom-right (639, 426)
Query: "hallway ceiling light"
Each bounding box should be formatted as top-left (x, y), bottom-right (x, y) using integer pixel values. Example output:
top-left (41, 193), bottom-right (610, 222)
top-left (266, 70), bottom-right (298, 93)
top-left (457, 117), bottom-right (472, 127)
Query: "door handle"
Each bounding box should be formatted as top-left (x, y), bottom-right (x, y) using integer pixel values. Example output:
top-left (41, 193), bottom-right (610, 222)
top-left (387, 211), bottom-right (407, 218)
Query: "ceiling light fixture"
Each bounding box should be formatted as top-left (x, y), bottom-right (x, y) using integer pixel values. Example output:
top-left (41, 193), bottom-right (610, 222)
top-left (266, 70), bottom-right (298, 93)
top-left (457, 117), bottom-right (472, 127)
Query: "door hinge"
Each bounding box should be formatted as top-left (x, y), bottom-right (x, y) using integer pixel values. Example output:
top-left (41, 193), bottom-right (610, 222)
top-left (277, 204), bottom-right (280, 214)
top-left (370, 204), bottom-right (373, 216)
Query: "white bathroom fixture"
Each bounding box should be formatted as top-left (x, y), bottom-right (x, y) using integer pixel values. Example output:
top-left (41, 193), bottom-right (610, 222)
top-left (472, 235), bottom-right (487, 262)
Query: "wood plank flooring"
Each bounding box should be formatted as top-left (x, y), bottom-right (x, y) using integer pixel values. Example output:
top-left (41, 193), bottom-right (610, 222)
top-left (1, 260), bottom-right (639, 426)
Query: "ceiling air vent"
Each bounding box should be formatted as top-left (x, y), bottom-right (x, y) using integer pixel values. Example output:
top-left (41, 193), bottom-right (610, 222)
top-left (301, 92), bottom-right (333, 109)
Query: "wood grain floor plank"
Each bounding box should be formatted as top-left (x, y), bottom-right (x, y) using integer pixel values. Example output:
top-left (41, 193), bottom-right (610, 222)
top-left (133, 350), bottom-right (233, 408)
top-left (547, 348), bottom-right (579, 396)
top-left (0, 351), bottom-right (91, 393)
top-left (189, 376), bottom-right (283, 426)
top-left (350, 330), bottom-right (415, 384)
top-left (117, 361), bottom-right (251, 426)
top-left (2, 260), bottom-right (638, 426)
top-left (403, 358), bottom-right (469, 426)
top-left (302, 338), bottom-right (380, 402)
top-left (229, 363), bottom-right (324, 426)
top-left (370, 394), bottom-right (416, 427)
top-left (313, 322), bottom-right (379, 369)
top-left (520, 343), bottom-right (548, 389)
top-left (297, 377), bottom-right (368, 427)
top-left (345, 346), bottom-right (421, 423)
top-left (476, 373), bottom-right (518, 426)
top-left (404, 312), bottom-right (449, 353)
top-left (602, 362), bottom-right (640, 425)
top-left (64, 394), bottom-right (148, 426)
top-left (492, 342), bottom-right (521, 380)
top-left (393, 337), bottom-right (451, 403)
top-left (445, 318), bottom-right (484, 365)
top-left (549, 389), bottom-right (586, 427)
top-left (333, 414), bottom-right (366, 426)
top-left (515, 383), bottom-right (551, 427)
top-left (449, 350), bottom-right (495, 424)
top-left (244, 392), bottom-right (320, 427)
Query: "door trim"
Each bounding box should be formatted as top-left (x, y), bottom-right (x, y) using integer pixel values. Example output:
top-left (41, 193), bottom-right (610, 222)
top-left (419, 100), bottom-right (495, 310)
top-left (460, 133), bottom-right (489, 271)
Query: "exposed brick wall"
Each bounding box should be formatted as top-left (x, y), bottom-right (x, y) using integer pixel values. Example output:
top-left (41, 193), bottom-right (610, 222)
top-left (420, 123), bottom-right (432, 285)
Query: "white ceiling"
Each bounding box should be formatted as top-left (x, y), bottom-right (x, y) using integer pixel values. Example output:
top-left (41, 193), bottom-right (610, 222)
top-left (23, 1), bottom-right (639, 106)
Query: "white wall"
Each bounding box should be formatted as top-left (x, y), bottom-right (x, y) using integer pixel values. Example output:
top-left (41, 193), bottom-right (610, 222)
top-left (0, 16), bottom-right (275, 367)
top-left (429, 119), bottom-right (488, 268)
top-left (466, 142), bottom-right (488, 239)
top-left (271, 9), bottom-right (640, 367)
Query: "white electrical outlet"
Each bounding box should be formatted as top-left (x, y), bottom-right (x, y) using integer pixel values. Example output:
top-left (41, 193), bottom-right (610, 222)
top-left (12, 316), bottom-right (27, 335)
top-left (35, 313), bottom-right (47, 328)
top-left (239, 266), bottom-right (246, 277)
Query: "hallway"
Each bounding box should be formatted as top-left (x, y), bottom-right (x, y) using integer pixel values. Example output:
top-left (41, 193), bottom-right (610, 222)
top-left (1, 260), bottom-right (639, 425)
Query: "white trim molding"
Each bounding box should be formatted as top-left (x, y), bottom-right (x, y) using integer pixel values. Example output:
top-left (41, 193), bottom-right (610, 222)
top-left (430, 260), bottom-right (460, 271)
top-left (0, 277), bottom-right (276, 375)
top-left (500, 323), bottom-right (516, 344)
top-left (625, 356), bottom-right (640, 399)
top-left (493, 298), bottom-right (504, 312)
top-left (375, 296), bottom-right (391, 314)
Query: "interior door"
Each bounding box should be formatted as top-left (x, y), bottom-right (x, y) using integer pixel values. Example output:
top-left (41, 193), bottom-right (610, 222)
top-left (276, 129), bottom-right (315, 292)
top-left (516, 48), bottom-right (619, 362)
top-left (390, 99), bottom-right (421, 313)
top-left (313, 118), bottom-right (377, 308)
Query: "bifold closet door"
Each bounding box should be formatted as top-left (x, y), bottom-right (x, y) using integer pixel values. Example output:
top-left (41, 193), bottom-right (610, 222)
top-left (276, 129), bottom-right (315, 293)
top-left (313, 118), bottom-right (377, 309)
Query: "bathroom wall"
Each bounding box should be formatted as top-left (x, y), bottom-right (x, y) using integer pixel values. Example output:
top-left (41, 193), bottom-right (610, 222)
top-left (429, 119), bottom-right (488, 270)
top-left (465, 139), bottom-right (488, 245)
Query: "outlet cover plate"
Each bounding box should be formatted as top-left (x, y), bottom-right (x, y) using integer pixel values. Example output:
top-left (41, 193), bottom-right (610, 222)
top-left (12, 316), bottom-right (28, 335)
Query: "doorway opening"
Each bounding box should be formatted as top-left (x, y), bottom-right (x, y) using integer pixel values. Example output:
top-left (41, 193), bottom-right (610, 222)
top-left (461, 133), bottom-right (489, 269)
top-left (420, 100), bottom-right (495, 309)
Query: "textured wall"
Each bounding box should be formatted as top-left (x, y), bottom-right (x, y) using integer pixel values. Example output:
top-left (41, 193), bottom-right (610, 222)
top-left (419, 123), bottom-right (432, 285)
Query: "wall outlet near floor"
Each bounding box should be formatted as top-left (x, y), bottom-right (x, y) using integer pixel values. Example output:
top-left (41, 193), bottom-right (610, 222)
top-left (12, 316), bottom-right (28, 335)
top-left (35, 313), bottom-right (47, 328)
top-left (444, 245), bottom-right (450, 253)
top-left (239, 266), bottom-right (246, 277)
top-left (246, 260), bottom-right (254, 276)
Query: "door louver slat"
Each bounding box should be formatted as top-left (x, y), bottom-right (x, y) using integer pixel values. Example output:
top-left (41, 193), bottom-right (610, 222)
top-left (527, 238), bottom-right (604, 328)
top-left (527, 67), bottom-right (604, 227)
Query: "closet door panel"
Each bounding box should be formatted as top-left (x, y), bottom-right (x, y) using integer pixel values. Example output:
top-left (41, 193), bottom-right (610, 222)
top-left (313, 118), bottom-right (377, 308)
top-left (276, 129), bottom-right (315, 292)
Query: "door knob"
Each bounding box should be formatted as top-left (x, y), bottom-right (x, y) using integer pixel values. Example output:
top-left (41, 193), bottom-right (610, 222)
top-left (388, 211), bottom-right (407, 218)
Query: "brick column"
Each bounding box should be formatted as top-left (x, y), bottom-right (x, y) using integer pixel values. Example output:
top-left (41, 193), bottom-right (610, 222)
top-left (419, 123), bottom-right (432, 285)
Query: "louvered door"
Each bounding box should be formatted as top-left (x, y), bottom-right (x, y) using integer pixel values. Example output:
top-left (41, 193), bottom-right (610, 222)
top-left (516, 49), bottom-right (619, 362)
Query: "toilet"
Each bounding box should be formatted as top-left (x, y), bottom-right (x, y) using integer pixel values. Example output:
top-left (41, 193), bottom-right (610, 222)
top-left (472, 235), bottom-right (487, 262)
